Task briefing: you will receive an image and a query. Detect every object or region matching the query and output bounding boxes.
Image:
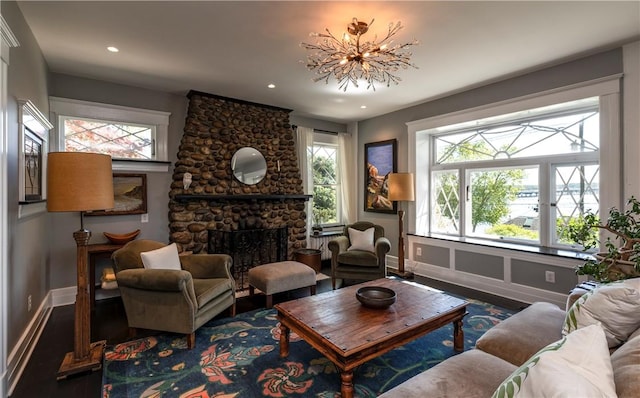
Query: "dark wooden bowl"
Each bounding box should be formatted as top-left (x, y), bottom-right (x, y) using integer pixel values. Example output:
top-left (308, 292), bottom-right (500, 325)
top-left (356, 286), bottom-right (396, 309)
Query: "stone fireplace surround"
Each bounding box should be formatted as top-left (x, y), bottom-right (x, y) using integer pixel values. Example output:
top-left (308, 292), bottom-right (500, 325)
top-left (168, 91), bottom-right (310, 264)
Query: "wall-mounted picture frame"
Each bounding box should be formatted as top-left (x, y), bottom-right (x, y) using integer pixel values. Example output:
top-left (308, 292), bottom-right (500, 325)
top-left (86, 173), bottom-right (147, 216)
top-left (18, 100), bottom-right (52, 204)
top-left (364, 139), bottom-right (397, 213)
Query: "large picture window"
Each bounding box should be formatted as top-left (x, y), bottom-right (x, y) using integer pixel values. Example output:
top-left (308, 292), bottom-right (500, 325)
top-left (412, 81), bottom-right (620, 251)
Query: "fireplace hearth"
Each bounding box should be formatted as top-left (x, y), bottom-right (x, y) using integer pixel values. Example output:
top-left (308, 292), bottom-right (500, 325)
top-left (208, 226), bottom-right (288, 291)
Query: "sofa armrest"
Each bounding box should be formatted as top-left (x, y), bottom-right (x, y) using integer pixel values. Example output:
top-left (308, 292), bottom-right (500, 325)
top-left (180, 254), bottom-right (233, 279)
top-left (328, 236), bottom-right (349, 254)
top-left (475, 301), bottom-right (566, 366)
top-left (116, 268), bottom-right (193, 292)
top-left (375, 236), bottom-right (391, 258)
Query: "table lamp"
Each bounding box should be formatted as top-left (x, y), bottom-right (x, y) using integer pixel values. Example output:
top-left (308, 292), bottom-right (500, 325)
top-left (47, 152), bottom-right (114, 379)
top-left (387, 173), bottom-right (415, 278)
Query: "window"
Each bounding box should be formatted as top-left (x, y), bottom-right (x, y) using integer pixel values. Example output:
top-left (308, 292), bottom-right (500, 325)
top-left (410, 77), bottom-right (621, 251)
top-left (309, 134), bottom-right (341, 226)
top-left (49, 97), bottom-right (171, 172)
top-left (61, 116), bottom-right (154, 160)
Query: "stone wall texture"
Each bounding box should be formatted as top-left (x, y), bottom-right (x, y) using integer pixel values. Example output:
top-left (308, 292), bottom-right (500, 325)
top-left (169, 91), bottom-right (308, 257)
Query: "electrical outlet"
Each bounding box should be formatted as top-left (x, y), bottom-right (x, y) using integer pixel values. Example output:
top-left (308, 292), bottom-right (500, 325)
top-left (27, 295), bottom-right (32, 312)
top-left (545, 271), bottom-right (556, 283)
top-left (141, 213), bottom-right (149, 223)
top-left (416, 247), bottom-right (422, 256)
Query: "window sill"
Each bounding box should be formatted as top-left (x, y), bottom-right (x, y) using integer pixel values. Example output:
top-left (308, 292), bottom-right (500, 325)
top-left (112, 159), bottom-right (171, 172)
top-left (19, 201), bottom-right (47, 219)
top-left (410, 233), bottom-right (593, 261)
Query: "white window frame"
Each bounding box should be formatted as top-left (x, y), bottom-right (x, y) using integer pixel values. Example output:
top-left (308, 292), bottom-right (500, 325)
top-left (407, 75), bottom-right (621, 251)
top-left (310, 132), bottom-right (343, 227)
top-left (49, 97), bottom-right (171, 172)
top-left (17, 100), bottom-right (52, 218)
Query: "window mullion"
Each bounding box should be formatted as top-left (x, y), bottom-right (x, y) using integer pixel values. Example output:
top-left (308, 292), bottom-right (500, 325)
top-left (539, 162), bottom-right (551, 246)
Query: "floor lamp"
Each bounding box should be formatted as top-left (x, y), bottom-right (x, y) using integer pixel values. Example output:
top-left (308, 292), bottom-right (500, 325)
top-left (47, 152), bottom-right (114, 380)
top-left (387, 173), bottom-right (415, 278)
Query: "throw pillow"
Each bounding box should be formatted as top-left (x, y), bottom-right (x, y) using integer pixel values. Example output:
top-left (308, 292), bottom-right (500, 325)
top-left (347, 227), bottom-right (375, 252)
top-left (563, 277), bottom-right (640, 347)
top-left (140, 243), bottom-right (182, 270)
top-left (492, 324), bottom-right (616, 398)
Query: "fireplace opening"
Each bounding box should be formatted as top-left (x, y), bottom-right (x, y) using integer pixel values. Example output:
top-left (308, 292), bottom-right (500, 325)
top-left (208, 226), bottom-right (288, 291)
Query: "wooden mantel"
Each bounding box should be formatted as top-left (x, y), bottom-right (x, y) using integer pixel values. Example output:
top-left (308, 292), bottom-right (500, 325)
top-left (173, 194), bottom-right (312, 202)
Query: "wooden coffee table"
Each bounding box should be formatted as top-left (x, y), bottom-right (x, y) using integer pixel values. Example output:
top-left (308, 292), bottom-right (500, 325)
top-left (275, 278), bottom-right (468, 398)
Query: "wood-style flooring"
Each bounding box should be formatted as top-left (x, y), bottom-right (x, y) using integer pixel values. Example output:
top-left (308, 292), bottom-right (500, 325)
top-left (9, 270), bottom-right (524, 398)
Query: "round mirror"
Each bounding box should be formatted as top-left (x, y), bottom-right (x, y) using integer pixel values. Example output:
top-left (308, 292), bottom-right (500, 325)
top-left (231, 147), bottom-right (267, 185)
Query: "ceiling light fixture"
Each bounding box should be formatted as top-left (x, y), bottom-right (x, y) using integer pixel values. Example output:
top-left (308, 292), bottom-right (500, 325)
top-left (301, 18), bottom-right (418, 91)
top-left (107, 46), bottom-right (119, 53)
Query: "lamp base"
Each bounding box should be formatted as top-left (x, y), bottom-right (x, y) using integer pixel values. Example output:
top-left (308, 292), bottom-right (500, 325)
top-left (387, 268), bottom-right (414, 279)
top-left (56, 340), bottom-right (106, 380)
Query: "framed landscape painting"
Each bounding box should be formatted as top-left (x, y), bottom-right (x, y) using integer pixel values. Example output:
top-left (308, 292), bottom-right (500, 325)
top-left (86, 173), bottom-right (147, 216)
top-left (364, 139), bottom-right (397, 213)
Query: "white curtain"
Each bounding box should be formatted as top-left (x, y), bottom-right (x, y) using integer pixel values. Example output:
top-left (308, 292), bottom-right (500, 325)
top-left (338, 132), bottom-right (355, 224)
top-left (296, 126), bottom-right (314, 239)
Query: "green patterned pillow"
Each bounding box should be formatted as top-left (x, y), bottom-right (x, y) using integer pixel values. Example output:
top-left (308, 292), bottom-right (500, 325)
top-left (492, 324), bottom-right (616, 398)
top-left (564, 278), bottom-right (640, 347)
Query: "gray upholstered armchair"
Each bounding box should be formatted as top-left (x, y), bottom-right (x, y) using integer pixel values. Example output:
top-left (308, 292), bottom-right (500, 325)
top-left (328, 221), bottom-right (391, 289)
top-left (111, 240), bottom-right (236, 348)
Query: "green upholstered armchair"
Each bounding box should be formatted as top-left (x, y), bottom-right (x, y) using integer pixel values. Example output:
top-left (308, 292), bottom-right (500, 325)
top-left (328, 221), bottom-right (391, 289)
top-left (111, 240), bottom-right (236, 348)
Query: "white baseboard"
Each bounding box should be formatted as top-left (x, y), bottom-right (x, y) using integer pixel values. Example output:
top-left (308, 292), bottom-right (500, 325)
top-left (51, 286), bottom-right (76, 307)
top-left (6, 286), bottom-right (76, 396)
top-left (6, 292), bottom-right (52, 397)
top-left (412, 261), bottom-right (568, 309)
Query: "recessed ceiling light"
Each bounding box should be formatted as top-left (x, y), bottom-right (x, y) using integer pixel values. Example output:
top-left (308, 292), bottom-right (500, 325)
top-left (360, 105), bottom-right (367, 109)
top-left (107, 46), bottom-right (119, 53)
top-left (267, 83), bottom-right (276, 89)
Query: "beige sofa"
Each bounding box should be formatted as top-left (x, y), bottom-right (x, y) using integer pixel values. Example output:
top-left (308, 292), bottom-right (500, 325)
top-left (380, 291), bottom-right (640, 398)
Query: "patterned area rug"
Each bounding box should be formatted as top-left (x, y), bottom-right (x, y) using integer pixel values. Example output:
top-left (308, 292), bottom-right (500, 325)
top-left (102, 298), bottom-right (513, 397)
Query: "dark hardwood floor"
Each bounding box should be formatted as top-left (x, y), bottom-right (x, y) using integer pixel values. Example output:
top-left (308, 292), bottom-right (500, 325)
top-left (10, 269), bottom-right (524, 398)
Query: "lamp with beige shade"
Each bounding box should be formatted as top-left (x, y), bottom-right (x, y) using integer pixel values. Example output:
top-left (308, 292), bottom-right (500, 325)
top-left (47, 152), bottom-right (114, 379)
top-left (387, 172), bottom-right (415, 278)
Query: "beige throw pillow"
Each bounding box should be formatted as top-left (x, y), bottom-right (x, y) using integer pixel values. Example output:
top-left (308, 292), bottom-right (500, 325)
top-left (347, 227), bottom-right (375, 252)
top-left (140, 243), bottom-right (182, 270)
top-left (563, 277), bottom-right (640, 347)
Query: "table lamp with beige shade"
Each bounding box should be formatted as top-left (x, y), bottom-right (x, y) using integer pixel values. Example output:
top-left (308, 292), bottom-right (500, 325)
top-left (47, 152), bottom-right (114, 379)
top-left (387, 172), bottom-right (415, 278)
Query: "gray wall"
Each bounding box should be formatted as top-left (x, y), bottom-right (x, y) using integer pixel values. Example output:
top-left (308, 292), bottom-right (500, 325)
top-left (47, 73), bottom-right (188, 288)
top-left (356, 49), bottom-right (624, 258)
top-left (3, 0), bottom-right (50, 353)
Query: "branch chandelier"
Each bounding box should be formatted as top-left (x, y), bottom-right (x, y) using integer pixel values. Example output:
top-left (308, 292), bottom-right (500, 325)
top-left (301, 18), bottom-right (419, 91)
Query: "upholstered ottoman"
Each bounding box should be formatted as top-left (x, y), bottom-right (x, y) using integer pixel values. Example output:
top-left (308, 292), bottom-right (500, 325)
top-left (248, 261), bottom-right (316, 308)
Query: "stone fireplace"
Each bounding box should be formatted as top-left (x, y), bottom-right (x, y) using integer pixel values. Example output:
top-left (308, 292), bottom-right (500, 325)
top-left (168, 91), bottom-right (310, 282)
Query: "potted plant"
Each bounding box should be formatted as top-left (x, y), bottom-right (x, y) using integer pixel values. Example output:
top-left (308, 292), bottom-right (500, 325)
top-left (567, 196), bottom-right (640, 282)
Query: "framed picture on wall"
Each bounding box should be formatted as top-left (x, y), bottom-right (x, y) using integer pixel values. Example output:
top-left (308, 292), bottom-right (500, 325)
top-left (85, 173), bottom-right (147, 216)
top-left (364, 139), bottom-right (397, 213)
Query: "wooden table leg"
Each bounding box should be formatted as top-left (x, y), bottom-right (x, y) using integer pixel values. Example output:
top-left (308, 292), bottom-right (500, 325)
top-left (279, 323), bottom-right (290, 358)
top-left (340, 371), bottom-right (354, 398)
top-left (453, 317), bottom-right (464, 352)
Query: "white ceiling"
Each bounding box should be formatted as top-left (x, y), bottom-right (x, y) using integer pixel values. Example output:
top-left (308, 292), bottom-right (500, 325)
top-left (16, 1), bottom-right (640, 124)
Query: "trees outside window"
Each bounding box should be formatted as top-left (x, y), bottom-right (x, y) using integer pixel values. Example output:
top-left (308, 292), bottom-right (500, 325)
top-left (309, 143), bottom-right (340, 226)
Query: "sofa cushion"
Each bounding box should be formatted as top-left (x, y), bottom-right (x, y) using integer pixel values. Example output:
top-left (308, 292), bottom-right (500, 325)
top-left (476, 302), bottom-right (565, 366)
top-left (563, 277), bottom-right (640, 347)
top-left (378, 349), bottom-right (516, 398)
top-left (140, 243), bottom-right (182, 271)
top-left (337, 250), bottom-right (379, 267)
top-left (492, 324), bottom-right (616, 398)
top-left (611, 329), bottom-right (640, 398)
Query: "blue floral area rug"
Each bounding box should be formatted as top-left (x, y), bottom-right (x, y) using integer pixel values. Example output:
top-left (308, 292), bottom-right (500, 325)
top-left (102, 298), bottom-right (513, 397)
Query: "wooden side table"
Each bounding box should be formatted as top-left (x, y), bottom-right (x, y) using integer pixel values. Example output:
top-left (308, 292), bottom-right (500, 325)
top-left (87, 243), bottom-right (123, 308)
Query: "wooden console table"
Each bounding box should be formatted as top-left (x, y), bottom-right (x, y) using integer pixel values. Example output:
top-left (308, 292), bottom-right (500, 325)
top-left (87, 243), bottom-right (123, 308)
